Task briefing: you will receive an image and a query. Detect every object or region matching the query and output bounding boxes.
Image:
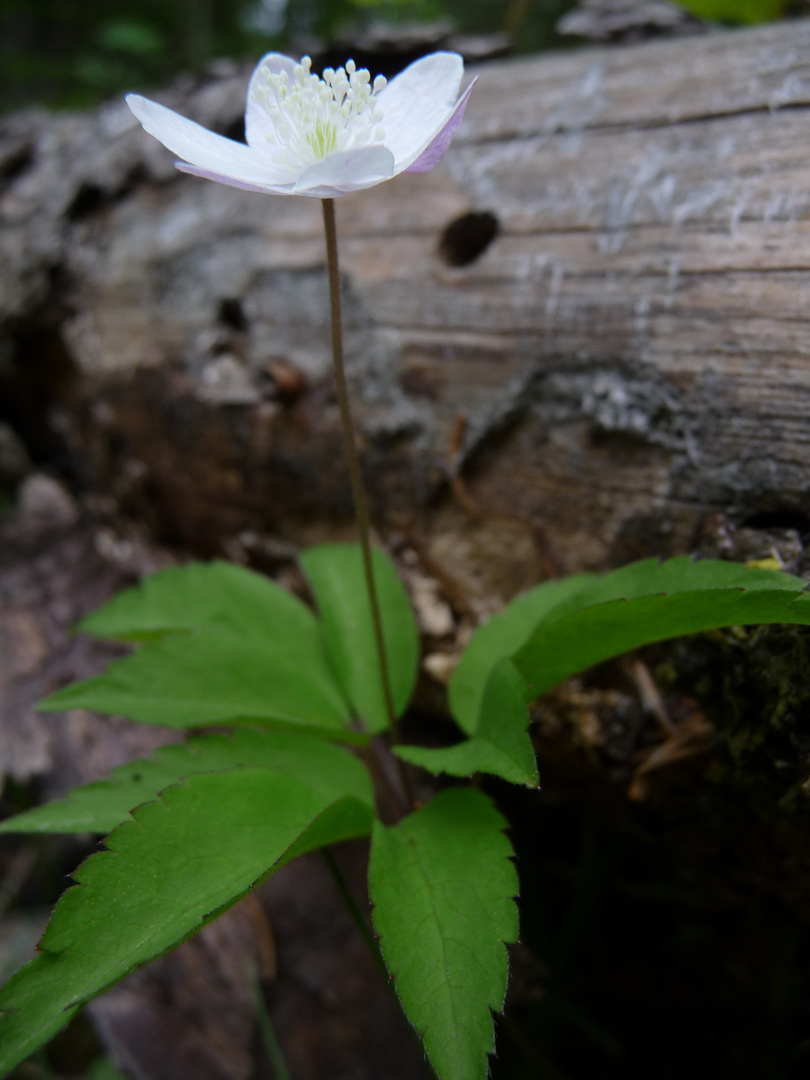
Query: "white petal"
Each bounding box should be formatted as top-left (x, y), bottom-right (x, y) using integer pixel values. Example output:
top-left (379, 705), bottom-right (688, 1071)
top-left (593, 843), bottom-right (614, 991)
top-left (376, 52), bottom-right (464, 171)
top-left (245, 52), bottom-right (298, 151)
top-left (405, 76), bottom-right (476, 173)
top-left (294, 145), bottom-right (396, 196)
top-left (176, 162), bottom-right (295, 195)
top-left (126, 94), bottom-right (294, 188)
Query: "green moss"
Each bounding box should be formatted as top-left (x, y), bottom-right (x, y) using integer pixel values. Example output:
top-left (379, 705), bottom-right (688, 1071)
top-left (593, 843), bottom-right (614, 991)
top-left (663, 624), bottom-right (810, 816)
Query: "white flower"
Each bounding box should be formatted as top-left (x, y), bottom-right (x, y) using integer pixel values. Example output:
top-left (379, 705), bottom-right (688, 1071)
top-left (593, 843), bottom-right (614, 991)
top-left (126, 52), bottom-right (476, 199)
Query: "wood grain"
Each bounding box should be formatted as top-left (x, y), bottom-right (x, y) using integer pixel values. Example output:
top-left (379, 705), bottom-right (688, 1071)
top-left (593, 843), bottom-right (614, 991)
top-left (4, 21), bottom-right (810, 603)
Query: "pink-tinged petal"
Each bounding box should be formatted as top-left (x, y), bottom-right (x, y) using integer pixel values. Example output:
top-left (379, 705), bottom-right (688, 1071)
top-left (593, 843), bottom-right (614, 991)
top-left (405, 76), bottom-right (477, 173)
top-left (176, 162), bottom-right (295, 196)
top-left (294, 145), bottom-right (396, 196)
top-left (376, 52), bottom-right (464, 171)
top-left (126, 94), bottom-right (293, 188)
top-left (245, 52), bottom-right (297, 151)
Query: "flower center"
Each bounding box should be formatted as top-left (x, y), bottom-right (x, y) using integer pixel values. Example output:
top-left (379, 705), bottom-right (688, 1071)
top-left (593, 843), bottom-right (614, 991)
top-left (251, 56), bottom-right (387, 171)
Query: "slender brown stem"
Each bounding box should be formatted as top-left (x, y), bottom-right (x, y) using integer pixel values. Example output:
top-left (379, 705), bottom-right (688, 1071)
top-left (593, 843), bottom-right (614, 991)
top-left (359, 742), bottom-right (408, 823)
top-left (321, 197), bottom-right (400, 743)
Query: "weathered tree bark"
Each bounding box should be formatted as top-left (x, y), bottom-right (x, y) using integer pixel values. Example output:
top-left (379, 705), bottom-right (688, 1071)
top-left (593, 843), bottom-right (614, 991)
top-left (4, 20), bottom-right (810, 608)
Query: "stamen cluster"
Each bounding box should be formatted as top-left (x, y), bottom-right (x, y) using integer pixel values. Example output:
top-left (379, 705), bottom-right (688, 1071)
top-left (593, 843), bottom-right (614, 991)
top-left (251, 56), bottom-right (387, 170)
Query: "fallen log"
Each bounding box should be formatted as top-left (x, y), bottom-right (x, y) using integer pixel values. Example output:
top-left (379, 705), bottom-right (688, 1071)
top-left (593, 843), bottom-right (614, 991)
top-left (4, 20), bottom-right (810, 607)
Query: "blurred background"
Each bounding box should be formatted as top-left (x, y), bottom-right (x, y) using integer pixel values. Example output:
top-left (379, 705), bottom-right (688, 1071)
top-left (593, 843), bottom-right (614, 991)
top-left (0, 0), bottom-right (799, 115)
top-left (0, 0), bottom-right (573, 113)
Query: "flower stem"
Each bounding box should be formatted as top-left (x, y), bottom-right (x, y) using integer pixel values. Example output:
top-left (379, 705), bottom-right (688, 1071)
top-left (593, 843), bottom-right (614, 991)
top-left (321, 197), bottom-right (400, 744)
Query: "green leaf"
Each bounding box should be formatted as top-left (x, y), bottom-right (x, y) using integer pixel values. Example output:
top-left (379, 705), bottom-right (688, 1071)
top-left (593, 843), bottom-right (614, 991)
top-left (0, 729), bottom-right (373, 835)
top-left (0, 770), bottom-right (375, 1076)
top-left (452, 558), bottom-right (809, 728)
top-left (38, 625), bottom-right (353, 735)
top-left (369, 788), bottom-right (518, 1080)
top-left (279, 795), bottom-right (376, 864)
top-left (78, 560), bottom-right (318, 643)
top-left (395, 660), bottom-right (538, 787)
top-left (449, 574), bottom-right (597, 733)
top-left (514, 587), bottom-right (810, 699)
top-left (40, 559), bottom-right (356, 735)
top-left (672, 0), bottom-right (785, 25)
top-left (530, 556), bottom-right (806, 613)
top-left (300, 544), bottom-right (420, 734)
